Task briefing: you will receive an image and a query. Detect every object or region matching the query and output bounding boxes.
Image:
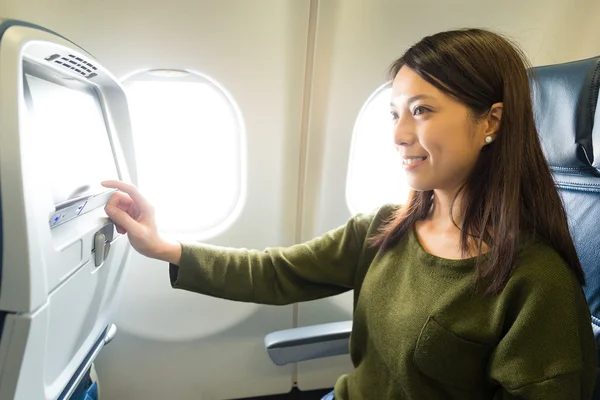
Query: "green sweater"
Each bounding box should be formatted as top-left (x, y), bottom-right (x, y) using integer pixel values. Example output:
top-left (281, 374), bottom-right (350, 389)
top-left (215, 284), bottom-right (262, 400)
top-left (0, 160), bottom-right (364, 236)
top-left (169, 205), bottom-right (598, 399)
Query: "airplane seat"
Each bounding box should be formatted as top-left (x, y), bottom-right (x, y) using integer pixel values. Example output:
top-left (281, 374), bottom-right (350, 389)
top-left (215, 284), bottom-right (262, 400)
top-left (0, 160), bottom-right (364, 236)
top-left (0, 19), bottom-right (135, 399)
top-left (529, 54), bottom-right (600, 396)
top-left (264, 55), bottom-right (600, 394)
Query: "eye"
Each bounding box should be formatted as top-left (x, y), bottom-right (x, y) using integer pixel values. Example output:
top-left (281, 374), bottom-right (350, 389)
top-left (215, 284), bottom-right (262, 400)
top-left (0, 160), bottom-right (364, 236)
top-left (390, 110), bottom-right (399, 120)
top-left (413, 106), bottom-right (430, 116)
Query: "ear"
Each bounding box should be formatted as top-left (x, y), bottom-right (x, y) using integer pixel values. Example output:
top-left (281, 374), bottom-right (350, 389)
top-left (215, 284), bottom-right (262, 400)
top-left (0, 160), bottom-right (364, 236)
top-left (484, 102), bottom-right (503, 138)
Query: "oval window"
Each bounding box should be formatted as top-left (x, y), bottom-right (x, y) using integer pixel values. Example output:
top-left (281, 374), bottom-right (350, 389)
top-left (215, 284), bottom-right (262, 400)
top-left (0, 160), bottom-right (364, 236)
top-left (123, 70), bottom-right (245, 237)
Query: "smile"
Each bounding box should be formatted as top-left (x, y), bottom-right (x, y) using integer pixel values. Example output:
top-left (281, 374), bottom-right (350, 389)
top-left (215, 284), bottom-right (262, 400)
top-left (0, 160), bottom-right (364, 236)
top-left (401, 156), bottom-right (427, 170)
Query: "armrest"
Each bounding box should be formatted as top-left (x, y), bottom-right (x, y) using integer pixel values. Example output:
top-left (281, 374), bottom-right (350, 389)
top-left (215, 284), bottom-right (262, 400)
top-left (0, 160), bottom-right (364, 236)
top-left (264, 321), bottom-right (352, 366)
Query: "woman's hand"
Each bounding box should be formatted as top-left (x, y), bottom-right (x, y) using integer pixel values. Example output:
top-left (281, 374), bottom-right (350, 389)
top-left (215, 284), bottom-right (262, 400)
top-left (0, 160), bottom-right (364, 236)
top-left (101, 180), bottom-right (182, 264)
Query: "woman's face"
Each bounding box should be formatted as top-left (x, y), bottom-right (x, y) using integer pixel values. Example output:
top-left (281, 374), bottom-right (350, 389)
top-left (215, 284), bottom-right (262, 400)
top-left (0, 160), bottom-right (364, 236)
top-left (390, 66), bottom-right (498, 194)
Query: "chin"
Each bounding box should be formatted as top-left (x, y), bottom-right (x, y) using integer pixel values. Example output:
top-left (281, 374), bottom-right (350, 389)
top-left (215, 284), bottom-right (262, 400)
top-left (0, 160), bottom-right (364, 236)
top-left (405, 179), bottom-right (434, 193)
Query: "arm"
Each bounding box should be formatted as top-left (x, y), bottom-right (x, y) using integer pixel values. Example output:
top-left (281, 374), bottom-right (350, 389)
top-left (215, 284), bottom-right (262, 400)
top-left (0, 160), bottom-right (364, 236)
top-left (100, 179), bottom-right (393, 306)
top-left (488, 246), bottom-right (598, 399)
top-left (169, 211), bottom-right (375, 305)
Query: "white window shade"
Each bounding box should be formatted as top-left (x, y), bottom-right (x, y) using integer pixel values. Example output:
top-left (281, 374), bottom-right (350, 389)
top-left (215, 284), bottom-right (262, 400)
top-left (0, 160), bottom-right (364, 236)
top-left (346, 84), bottom-right (410, 215)
top-left (124, 71), bottom-right (245, 236)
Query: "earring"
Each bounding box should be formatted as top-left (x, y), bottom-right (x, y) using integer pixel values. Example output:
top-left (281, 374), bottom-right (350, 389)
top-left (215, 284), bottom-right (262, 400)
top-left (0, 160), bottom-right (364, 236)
top-left (485, 136), bottom-right (493, 144)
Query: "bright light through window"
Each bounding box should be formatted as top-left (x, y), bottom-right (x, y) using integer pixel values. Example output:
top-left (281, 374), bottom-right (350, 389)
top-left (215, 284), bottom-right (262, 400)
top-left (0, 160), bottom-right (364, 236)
top-left (346, 84), bottom-right (410, 215)
top-left (124, 72), bottom-right (244, 235)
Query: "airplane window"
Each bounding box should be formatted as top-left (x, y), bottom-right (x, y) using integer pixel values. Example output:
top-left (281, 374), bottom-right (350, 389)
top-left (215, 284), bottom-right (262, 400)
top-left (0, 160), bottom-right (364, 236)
top-left (123, 70), bottom-right (245, 236)
top-left (346, 84), bottom-right (410, 215)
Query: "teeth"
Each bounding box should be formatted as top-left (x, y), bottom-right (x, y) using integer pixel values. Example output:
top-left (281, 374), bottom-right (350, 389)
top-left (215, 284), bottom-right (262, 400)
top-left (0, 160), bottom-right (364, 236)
top-left (403, 157), bottom-right (426, 165)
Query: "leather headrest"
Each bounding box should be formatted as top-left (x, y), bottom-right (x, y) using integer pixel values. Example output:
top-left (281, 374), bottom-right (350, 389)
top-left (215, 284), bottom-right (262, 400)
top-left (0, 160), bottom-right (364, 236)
top-left (529, 56), bottom-right (600, 173)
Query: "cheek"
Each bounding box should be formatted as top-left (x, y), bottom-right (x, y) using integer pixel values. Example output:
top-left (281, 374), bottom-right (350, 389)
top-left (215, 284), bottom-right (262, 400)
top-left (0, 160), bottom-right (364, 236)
top-left (418, 126), bottom-right (455, 160)
top-left (420, 122), bottom-right (478, 166)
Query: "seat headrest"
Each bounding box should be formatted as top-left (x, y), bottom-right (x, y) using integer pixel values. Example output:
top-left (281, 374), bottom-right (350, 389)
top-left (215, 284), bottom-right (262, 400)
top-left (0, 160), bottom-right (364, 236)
top-left (529, 56), bottom-right (600, 173)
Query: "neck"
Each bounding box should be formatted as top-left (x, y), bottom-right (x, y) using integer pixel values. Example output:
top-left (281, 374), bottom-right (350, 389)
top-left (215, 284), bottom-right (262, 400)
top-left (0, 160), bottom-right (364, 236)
top-left (428, 188), bottom-right (464, 230)
top-left (422, 188), bottom-right (489, 256)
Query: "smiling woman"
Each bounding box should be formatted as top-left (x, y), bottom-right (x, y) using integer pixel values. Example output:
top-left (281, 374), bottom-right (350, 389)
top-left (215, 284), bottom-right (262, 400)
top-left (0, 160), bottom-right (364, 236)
top-left (102, 28), bottom-right (597, 400)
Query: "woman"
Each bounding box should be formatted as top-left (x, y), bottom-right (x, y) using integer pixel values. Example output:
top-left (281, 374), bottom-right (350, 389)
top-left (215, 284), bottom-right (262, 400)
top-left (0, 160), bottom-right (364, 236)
top-left (102, 28), bottom-right (597, 399)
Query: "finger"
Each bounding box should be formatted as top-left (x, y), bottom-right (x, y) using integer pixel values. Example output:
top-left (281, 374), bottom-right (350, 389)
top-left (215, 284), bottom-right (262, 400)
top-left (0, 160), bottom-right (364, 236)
top-left (102, 180), bottom-right (151, 210)
top-left (105, 191), bottom-right (134, 235)
top-left (106, 191), bottom-right (133, 209)
top-left (105, 204), bottom-right (143, 236)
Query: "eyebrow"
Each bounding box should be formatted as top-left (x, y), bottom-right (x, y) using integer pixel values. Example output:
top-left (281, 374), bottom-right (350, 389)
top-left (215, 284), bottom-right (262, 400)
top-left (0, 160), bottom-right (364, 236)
top-left (390, 94), bottom-right (434, 107)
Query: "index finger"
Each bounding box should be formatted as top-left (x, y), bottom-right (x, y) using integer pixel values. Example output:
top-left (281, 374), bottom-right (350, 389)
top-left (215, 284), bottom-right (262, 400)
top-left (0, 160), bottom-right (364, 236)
top-left (102, 180), bottom-right (150, 208)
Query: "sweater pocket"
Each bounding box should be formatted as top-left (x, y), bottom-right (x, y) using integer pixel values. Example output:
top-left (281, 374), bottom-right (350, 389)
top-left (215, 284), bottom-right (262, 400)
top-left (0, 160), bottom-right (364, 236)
top-left (414, 316), bottom-right (492, 391)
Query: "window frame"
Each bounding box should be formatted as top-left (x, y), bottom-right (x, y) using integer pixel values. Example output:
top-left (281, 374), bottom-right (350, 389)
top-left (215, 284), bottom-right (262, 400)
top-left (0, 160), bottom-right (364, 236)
top-left (345, 81), bottom-right (410, 215)
top-left (121, 68), bottom-right (247, 240)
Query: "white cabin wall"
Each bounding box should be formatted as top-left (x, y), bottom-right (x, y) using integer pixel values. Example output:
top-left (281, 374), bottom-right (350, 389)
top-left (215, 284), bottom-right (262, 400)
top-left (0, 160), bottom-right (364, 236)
top-left (296, 0), bottom-right (600, 390)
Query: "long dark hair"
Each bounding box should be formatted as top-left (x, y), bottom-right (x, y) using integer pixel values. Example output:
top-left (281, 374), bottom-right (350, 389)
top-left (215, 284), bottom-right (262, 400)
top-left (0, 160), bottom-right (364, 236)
top-left (370, 28), bottom-right (585, 295)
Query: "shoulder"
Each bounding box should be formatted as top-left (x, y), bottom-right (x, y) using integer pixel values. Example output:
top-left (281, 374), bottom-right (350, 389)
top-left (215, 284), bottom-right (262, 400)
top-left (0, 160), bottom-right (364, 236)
top-left (351, 203), bottom-right (400, 235)
top-left (501, 237), bottom-right (587, 315)
top-left (508, 238), bottom-right (578, 291)
top-left (335, 203), bottom-right (401, 251)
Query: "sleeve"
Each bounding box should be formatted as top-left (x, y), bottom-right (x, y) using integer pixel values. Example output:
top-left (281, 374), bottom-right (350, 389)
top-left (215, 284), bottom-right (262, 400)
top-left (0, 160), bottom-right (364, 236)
top-left (168, 209), bottom-right (384, 305)
top-left (488, 247), bottom-right (598, 399)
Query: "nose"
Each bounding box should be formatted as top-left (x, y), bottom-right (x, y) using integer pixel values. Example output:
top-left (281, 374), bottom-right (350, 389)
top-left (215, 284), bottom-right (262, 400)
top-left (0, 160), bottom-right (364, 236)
top-left (393, 112), bottom-right (415, 147)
